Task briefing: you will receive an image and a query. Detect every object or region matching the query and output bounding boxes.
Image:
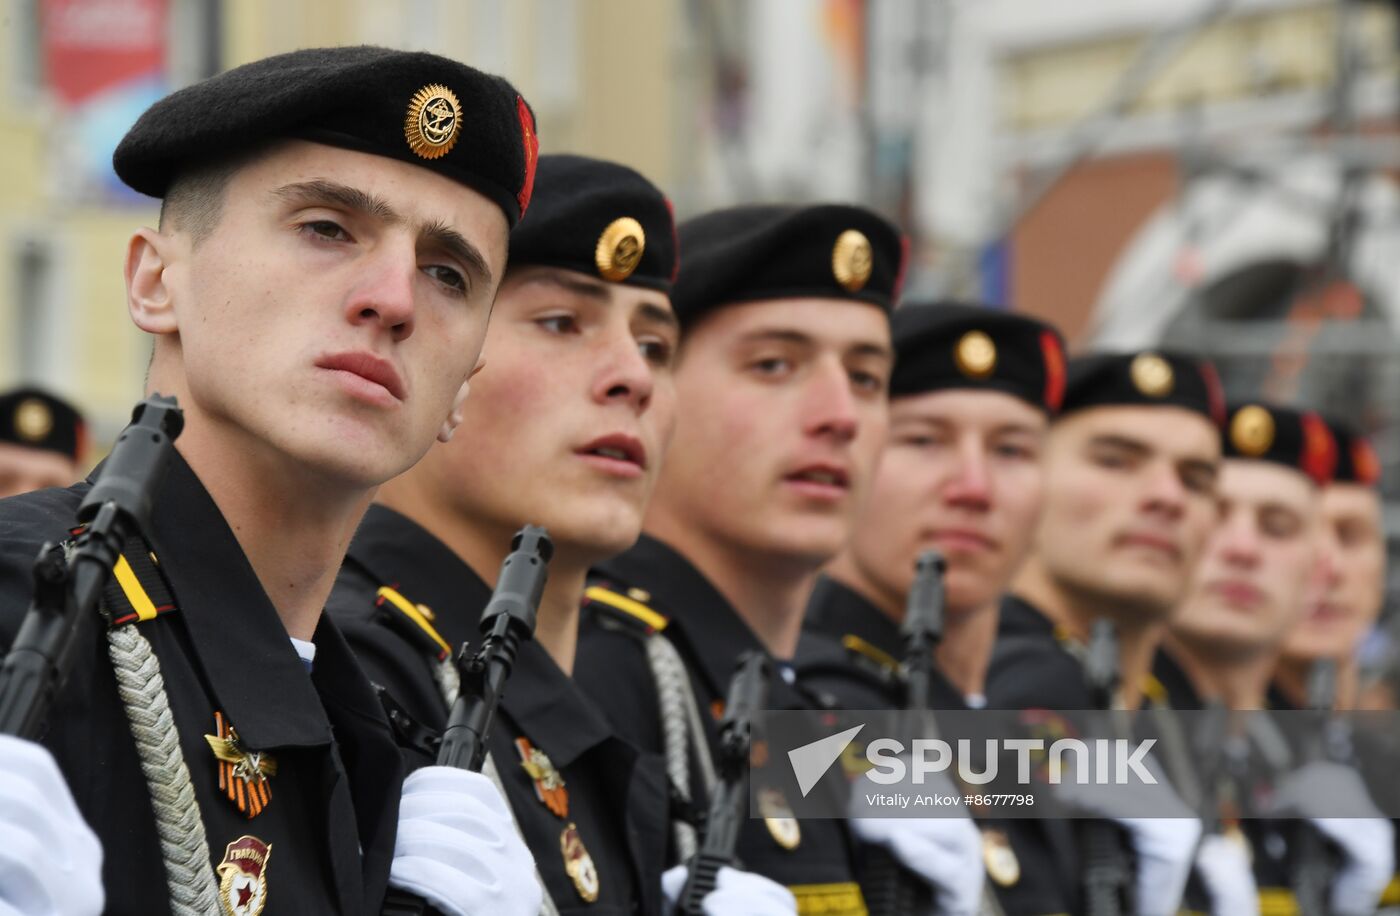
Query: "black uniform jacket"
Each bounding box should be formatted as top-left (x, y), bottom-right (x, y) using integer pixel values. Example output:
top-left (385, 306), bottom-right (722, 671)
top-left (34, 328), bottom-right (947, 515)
top-left (327, 505), bottom-right (667, 916)
top-left (574, 535), bottom-right (868, 916)
top-left (986, 594), bottom-right (1097, 710)
top-left (0, 453), bottom-right (402, 915)
top-left (800, 576), bottom-right (1079, 915)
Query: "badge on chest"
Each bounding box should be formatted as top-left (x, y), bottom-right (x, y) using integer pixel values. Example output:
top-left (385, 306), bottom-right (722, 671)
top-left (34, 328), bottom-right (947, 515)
top-left (216, 835), bottom-right (271, 916)
top-left (516, 737), bottom-right (600, 903)
top-left (205, 712), bottom-right (277, 818)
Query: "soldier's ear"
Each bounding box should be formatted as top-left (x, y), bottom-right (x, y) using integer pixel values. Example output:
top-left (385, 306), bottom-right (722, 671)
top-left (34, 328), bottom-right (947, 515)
top-left (125, 228), bottom-right (179, 335)
top-left (437, 357), bottom-right (487, 443)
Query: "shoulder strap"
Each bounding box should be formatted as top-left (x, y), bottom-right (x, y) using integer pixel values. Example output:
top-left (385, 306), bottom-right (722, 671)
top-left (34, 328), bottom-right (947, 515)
top-left (83, 533), bottom-right (221, 913)
top-left (376, 585), bottom-right (452, 661)
top-left (584, 584), bottom-right (711, 859)
top-left (585, 585), bottom-right (670, 633)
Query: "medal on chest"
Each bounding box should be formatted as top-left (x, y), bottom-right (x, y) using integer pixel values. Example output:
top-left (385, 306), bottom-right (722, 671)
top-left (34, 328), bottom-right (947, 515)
top-left (981, 827), bottom-right (1021, 887)
top-left (757, 786), bottom-right (801, 850)
top-left (216, 835), bottom-right (271, 916)
top-left (205, 712), bottom-right (277, 818)
top-left (516, 737), bottom-right (600, 903)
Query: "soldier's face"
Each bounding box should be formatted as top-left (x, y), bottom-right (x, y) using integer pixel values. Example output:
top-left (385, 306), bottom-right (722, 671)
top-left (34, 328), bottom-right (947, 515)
top-left (130, 141), bottom-right (508, 488)
top-left (649, 298), bottom-right (891, 565)
top-left (1036, 406), bottom-right (1221, 617)
top-left (0, 443), bottom-right (79, 499)
top-left (411, 266), bottom-right (679, 560)
top-left (1173, 461), bottom-right (1321, 656)
top-left (844, 389), bottom-right (1047, 615)
top-left (1282, 483), bottom-right (1385, 663)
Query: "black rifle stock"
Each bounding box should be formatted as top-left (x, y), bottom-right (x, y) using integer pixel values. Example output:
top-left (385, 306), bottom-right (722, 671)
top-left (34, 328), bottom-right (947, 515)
top-left (1080, 618), bottom-right (1132, 916)
top-left (0, 395), bottom-right (183, 738)
top-left (678, 650), bottom-right (772, 915)
top-left (1291, 658), bottom-right (1338, 916)
top-left (381, 525), bottom-right (552, 916)
top-left (863, 550), bottom-right (945, 916)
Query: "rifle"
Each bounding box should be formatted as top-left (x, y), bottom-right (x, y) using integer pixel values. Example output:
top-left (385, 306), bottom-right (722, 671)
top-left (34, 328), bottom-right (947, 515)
top-left (1291, 658), bottom-right (1339, 916)
top-left (382, 524), bottom-right (552, 915)
top-left (1079, 618), bottom-right (1133, 916)
top-left (677, 650), bottom-right (772, 915)
top-left (862, 550), bottom-right (945, 916)
top-left (437, 525), bottom-right (552, 769)
top-left (0, 395), bottom-right (183, 738)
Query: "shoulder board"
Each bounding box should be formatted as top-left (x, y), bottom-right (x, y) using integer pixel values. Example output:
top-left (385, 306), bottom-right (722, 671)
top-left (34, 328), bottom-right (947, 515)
top-left (102, 537), bottom-right (178, 626)
top-left (584, 585), bottom-right (668, 633)
top-left (376, 585), bottom-right (451, 661)
top-left (841, 634), bottom-right (899, 674)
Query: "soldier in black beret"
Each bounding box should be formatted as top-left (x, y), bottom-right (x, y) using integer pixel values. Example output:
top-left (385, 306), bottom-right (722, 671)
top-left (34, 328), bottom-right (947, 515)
top-left (983, 349), bottom-right (1225, 914)
top-left (0, 46), bottom-right (544, 915)
top-left (0, 387), bottom-right (86, 499)
top-left (1275, 416), bottom-right (1388, 711)
top-left (1162, 404), bottom-right (1394, 913)
top-left (326, 154), bottom-right (790, 913)
top-left (572, 202), bottom-right (948, 914)
top-left (791, 302), bottom-right (1074, 913)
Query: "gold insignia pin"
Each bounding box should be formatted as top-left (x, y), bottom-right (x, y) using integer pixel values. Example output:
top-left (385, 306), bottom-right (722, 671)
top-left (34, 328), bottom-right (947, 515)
top-left (206, 712), bottom-right (277, 819)
top-left (955, 330), bottom-right (997, 379)
top-left (216, 835), bottom-right (271, 916)
top-left (561, 823), bottom-right (600, 902)
top-left (14, 398), bottom-right (53, 443)
top-left (596, 216), bottom-right (646, 282)
top-left (1130, 353), bottom-right (1174, 398)
top-left (516, 737), bottom-right (568, 819)
top-left (1230, 405), bottom-right (1275, 457)
top-left (404, 84), bottom-right (462, 159)
top-left (831, 229), bottom-right (873, 292)
top-left (981, 828), bottom-right (1021, 887)
top-left (757, 787), bottom-right (801, 851)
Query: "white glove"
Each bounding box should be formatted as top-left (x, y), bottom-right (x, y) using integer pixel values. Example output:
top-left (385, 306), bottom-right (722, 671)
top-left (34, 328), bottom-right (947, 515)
top-left (0, 735), bottom-right (103, 916)
top-left (661, 864), bottom-right (796, 915)
top-left (1311, 817), bottom-right (1394, 916)
top-left (1054, 758), bottom-right (1200, 916)
top-left (848, 771), bottom-right (984, 915)
top-left (1269, 761), bottom-right (1395, 915)
top-left (388, 766), bottom-right (543, 916)
top-left (1193, 832), bottom-right (1257, 916)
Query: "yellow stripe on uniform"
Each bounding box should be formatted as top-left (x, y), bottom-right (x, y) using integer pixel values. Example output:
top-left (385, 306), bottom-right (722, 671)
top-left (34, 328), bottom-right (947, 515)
top-left (841, 634), bottom-right (899, 673)
top-left (1258, 887), bottom-right (1298, 916)
top-left (113, 554), bottom-right (160, 622)
top-left (788, 882), bottom-right (867, 915)
top-left (376, 586), bottom-right (452, 657)
top-left (584, 586), bottom-right (669, 632)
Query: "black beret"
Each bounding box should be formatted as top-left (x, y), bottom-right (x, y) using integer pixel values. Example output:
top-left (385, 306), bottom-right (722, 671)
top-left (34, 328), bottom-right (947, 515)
top-left (1318, 416), bottom-right (1381, 486)
top-left (1061, 350), bottom-right (1225, 427)
top-left (508, 154), bottom-right (677, 293)
top-left (0, 387), bottom-right (85, 462)
top-left (114, 46), bottom-right (539, 226)
top-left (1223, 402), bottom-right (1335, 485)
top-left (671, 204), bottom-right (904, 326)
top-left (889, 302), bottom-right (1067, 413)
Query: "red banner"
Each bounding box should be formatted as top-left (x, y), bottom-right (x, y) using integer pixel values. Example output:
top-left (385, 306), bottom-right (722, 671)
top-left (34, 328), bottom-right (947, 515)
top-left (42, 0), bottom-right (166, 107)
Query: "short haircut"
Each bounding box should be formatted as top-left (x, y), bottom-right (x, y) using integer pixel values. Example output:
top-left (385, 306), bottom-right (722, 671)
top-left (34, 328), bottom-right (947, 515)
top-left (156, 147), bottom-right (260, 246)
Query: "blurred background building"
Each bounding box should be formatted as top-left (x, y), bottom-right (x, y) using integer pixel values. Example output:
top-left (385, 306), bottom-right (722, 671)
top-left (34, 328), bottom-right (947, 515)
top-left (3, 0), bottom-right (1399, 611)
